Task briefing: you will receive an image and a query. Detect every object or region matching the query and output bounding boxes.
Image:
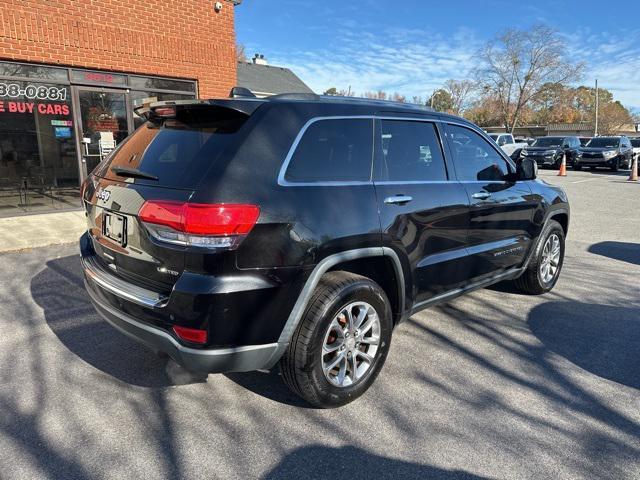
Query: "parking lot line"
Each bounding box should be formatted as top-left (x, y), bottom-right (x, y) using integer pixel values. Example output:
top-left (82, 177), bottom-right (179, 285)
top-left (571, 178), bottom-right (602, 184)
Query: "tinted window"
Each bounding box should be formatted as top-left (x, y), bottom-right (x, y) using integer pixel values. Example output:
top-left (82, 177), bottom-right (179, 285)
top-left (95, 108), bottom-right (248, 189)
top-left (0, 61), bottom-right (68, 81)
top-left (285, 119), bottom-right (373, 182)
top-left (379, 120), bottom-right (447, 182)
top-left (586, 137), bottom-right (620, 148)
top-left (631, 139), bottom-right (640, 148)
top-left (503, 135), bottom-right (514, 144)
top-left (129, 76), bottom-right (196, 93)
top-left (445, 125), bottom-right (510, 181)
top-left (533, 137), bottom-right (563, 147)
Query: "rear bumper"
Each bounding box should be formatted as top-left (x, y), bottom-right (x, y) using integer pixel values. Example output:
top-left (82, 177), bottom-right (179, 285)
top-left (85, 282), bottom-right (280, 373)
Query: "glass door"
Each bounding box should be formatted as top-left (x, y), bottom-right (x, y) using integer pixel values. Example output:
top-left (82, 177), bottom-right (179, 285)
top-left (76, 88), bottom-right (129, 175)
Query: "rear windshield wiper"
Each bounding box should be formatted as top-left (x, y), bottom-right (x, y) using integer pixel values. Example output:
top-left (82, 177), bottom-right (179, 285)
top-left (110, 166), bottom-right (159, 181)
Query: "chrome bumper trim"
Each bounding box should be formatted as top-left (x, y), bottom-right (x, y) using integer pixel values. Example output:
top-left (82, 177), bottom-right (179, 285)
top-left (81, 254), bottom-right (168, 308)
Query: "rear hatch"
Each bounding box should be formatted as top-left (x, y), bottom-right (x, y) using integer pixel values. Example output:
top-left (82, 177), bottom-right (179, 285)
top-left (83, 101), bottom-right (254, 290)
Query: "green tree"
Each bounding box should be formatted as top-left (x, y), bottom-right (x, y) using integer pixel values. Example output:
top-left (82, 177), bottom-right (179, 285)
top-left (428, 89), bottom-right (453, 112)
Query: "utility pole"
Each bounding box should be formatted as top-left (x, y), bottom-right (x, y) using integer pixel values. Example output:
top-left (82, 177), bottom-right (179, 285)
top-left (594, 79), bottom-right (599, 137)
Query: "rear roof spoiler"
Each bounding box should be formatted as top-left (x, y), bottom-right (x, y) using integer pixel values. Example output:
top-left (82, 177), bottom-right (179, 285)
top-left (133, 98), bottom-right (265, 120)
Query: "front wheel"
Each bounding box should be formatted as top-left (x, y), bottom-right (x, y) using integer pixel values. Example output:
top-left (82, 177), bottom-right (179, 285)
top-left (611, 159), bottom-right (619, 172)
top-left (280, 271), bottom-right (393, 408)
top-left (513, 220), bottom-right (565, 295)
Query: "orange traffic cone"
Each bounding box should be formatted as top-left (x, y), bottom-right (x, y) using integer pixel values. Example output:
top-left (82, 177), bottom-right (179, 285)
top-left (628, 156), bottom-right (638, 182)
top-left (557, 152), bottom-right (567, 176)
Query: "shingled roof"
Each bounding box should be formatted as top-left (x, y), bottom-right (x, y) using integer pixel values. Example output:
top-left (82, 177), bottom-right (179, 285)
top-left (237, 61), bottom-right (314, 97)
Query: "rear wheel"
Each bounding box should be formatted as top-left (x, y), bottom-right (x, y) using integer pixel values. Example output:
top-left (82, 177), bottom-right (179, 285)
top-left (513, 220), bottom-right (565, 295)
top-left (280, 271), bottom-right (392, 408)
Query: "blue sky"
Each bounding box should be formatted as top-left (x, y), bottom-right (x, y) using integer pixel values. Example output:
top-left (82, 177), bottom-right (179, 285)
top-left (236, 0), bottom-right (640, 110)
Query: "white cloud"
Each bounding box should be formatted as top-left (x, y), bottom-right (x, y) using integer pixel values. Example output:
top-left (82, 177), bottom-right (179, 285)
top-left (256, 25), bottom-right (640, 109)
top-left (260, 26), bottom-right (482, 99)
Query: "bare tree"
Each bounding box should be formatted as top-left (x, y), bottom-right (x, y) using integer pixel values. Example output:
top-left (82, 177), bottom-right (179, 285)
top-left (236, 43), bottom-right (247, 63)
top-left (476, 25), bottom-right (584, 133)
top-left (444, 79), bottom-right (476, 115)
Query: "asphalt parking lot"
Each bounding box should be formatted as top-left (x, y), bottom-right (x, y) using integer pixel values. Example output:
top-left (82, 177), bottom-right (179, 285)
top-left (0, 168), bottom-right (638, 480)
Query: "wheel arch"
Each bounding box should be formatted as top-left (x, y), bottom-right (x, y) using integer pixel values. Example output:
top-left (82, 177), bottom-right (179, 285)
top-left (265, 247), bottom-right (405, 368)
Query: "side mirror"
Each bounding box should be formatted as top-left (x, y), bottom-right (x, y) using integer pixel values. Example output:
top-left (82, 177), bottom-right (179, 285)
top-left (517, 157), bottom-right (537, 180)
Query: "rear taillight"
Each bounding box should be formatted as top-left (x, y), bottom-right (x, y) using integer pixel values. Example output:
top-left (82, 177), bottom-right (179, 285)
top-left (138, 201), bottom-right (260, 249)
top-left (173, 325), bottom-right (207, 344)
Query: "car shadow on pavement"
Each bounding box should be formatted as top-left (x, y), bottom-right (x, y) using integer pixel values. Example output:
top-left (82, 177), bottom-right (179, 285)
top-left (528, 301), bottom-right (640, 390)
top-left (224, 370), bottom-right (311, 408)
top-left (588, 241), bottom-right (640, 266)
top-left (262, 445), bottom-right (489, 480)
top-left (30, 254), bottom-right (207, 388)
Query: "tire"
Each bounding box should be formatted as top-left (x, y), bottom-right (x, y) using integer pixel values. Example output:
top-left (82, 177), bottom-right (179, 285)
top-left (280, 271), bottom-right (393, 408)
top-left (573, 164), bottom-right (582, 171)
top-left (513, 220), bottom-right (565, 295)
top-left (554, 156), bottom-right (563, 170)
top-left (611, 159), bottom-right (619, 172)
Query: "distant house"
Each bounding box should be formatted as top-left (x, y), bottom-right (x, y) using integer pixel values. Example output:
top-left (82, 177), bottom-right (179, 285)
top-left (237, 54), bottom-right (314, 97)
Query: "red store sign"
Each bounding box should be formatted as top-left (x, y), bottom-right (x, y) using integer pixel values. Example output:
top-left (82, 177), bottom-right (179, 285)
top-left (0, 100), bottom-right (70, 115)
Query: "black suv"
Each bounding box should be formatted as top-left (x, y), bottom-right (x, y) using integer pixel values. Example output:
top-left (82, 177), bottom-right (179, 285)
top-left (520, 136), bottom-right (581, 169)
top-left (575, 136), bottom-right (634, 171)
top-left (80, 94), bottom-right (569, 407)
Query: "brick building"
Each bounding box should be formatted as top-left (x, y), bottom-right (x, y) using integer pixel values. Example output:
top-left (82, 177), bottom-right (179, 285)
top-left (0, 0), bottom-right (239, 216)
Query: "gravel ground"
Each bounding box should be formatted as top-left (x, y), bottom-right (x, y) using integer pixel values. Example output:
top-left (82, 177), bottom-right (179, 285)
top-left (0, 168), bottom-right (638, 479)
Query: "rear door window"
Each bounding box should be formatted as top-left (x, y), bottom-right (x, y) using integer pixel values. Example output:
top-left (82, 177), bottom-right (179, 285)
top-left (284, 118), bottom-right (373, 183)
top-left (379, 120), bottom-right (447, 182)
top-left (93, 107), bottom-right (248, 189)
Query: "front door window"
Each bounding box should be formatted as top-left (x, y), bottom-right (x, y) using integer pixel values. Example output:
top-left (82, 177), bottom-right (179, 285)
top-left (78, 90), bottom-right (128, 174)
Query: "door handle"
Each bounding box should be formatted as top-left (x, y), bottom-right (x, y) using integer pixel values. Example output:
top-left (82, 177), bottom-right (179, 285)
top-left (384, 195), bottom-right (413, 205)
top-left (472, 192), bottom-right (492, 200)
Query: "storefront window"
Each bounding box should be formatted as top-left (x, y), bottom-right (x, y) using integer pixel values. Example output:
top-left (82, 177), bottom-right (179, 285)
top-left (0, 61), bottom-right (198, 217)
top-left (0, 80), bottom-right (79, 216)
top-left (129, 76), bottom-right (196, 93)
top-left (78, 90), bottom-right (129, 174)
top-left (0, 62), bottom-right (68, 81)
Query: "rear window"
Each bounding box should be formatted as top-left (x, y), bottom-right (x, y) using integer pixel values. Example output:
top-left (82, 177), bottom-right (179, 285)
top-left (380, 120), bottom-right (447, 182)
top-left (93, 106), bottom-right (247, 189)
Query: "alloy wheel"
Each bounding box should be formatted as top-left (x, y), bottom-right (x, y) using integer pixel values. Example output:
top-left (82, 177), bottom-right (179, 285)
top-left (321, 302), bottom-right (381, 388)
top-left (540, 234), bottom-right (561, 284)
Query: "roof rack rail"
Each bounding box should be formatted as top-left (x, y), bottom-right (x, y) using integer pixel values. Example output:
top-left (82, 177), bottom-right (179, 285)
top-left (269, 93), bottom-right (320, 101)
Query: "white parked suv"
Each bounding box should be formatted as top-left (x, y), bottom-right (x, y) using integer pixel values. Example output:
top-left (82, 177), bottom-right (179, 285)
top-left (630, 138), bottom-right (640, 163)
top-left (489, 133), bottom-right (528, 159)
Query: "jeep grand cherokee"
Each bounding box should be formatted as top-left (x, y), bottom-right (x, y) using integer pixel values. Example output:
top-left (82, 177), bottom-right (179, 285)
top-left (80, 93), bottom-right (569, 408)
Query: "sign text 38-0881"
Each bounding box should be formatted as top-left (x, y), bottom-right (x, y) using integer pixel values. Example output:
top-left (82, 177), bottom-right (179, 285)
top-left (0, 83), bottom-right (67, 101)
